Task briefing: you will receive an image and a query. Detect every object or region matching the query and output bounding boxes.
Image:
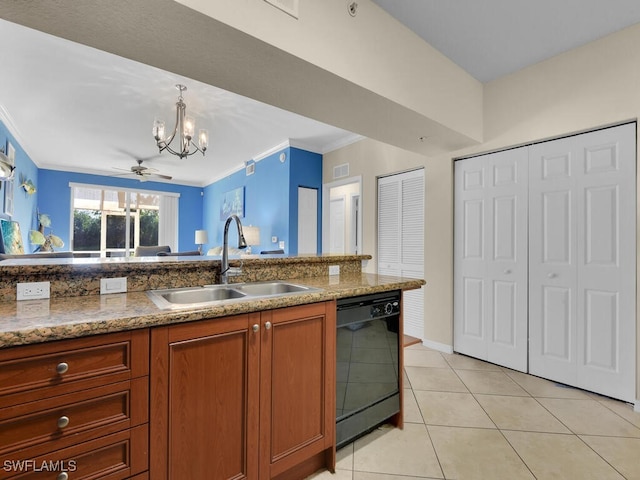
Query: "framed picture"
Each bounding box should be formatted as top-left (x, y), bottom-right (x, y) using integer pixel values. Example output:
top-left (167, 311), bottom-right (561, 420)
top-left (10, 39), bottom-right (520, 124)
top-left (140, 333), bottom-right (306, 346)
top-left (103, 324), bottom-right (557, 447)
top-left (3, 142), bottom-right (15, 216)
top-left (220, 186), bottom-right (244, 220)
top-left (0, 218), bottom-right (24, 254)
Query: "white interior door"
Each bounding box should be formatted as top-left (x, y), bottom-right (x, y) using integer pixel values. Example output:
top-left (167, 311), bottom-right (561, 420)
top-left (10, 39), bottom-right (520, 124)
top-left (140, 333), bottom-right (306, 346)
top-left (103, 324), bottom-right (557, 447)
top-left (529, 123), bottom-right (636, 402)
top-left (454, 147), bottom-right (529, 372)
top-left (297, 187), bottom-right (317, 254)
top-left (329, 197), bottom-right (345, 254)
top-left (378, 169), bottom-right (425, 339)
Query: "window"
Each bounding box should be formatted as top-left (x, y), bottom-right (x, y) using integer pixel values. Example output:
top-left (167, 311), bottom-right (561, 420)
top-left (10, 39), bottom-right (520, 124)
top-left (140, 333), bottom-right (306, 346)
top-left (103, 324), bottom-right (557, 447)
top-left (70, 184), bottom-right (178, 256)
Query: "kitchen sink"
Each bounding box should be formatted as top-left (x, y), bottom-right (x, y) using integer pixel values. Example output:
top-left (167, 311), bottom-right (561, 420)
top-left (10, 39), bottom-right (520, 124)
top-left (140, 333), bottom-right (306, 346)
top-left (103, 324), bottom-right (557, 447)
top-left (147, 281), bottom-right (321, 310)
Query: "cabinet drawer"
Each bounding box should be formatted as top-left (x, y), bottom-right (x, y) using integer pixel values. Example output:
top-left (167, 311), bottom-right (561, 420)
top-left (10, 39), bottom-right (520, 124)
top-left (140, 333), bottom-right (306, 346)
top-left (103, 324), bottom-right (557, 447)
top-left (0, 424), bottom-right (148, 480)
top-left (0, 330), bottom-right (149, 408)
top-left (0, 378), bottom-right (148, 460)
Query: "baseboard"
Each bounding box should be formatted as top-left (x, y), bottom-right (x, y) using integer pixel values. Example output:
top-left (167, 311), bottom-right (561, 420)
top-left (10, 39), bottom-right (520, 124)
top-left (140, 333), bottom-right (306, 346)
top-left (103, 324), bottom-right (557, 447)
top-left (421, 338), bottom-right (453, 354)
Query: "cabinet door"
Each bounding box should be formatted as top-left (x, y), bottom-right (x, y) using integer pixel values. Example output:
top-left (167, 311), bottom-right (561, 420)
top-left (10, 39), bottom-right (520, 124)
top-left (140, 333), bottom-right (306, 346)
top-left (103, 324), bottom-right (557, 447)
top-left (259, 302), bottom-right (336, 479)
top-left (150, 314), bottom-right (260, 480)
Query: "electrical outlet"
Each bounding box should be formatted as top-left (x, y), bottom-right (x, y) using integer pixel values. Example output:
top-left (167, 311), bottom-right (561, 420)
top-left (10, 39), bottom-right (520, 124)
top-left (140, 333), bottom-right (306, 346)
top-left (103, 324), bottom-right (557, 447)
top-left (279, 241), bottom-right (285, 249)
top-left (17, 281), bottom-right (51, 301)
top-left (329, 265), bottom-right (340, 276)
top-left (100, 277), bottom-right (127, 295)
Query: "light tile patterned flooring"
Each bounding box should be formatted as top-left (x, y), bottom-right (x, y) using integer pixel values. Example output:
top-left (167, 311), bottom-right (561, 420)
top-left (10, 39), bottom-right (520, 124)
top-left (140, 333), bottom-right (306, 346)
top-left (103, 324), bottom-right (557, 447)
top-left (309, 343), bottom-right (640, 480)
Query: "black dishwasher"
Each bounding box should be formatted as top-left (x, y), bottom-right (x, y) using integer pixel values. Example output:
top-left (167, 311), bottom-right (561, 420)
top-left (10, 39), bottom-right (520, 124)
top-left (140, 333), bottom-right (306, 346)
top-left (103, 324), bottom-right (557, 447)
top-left (336, 290), bottom-right (401, 448)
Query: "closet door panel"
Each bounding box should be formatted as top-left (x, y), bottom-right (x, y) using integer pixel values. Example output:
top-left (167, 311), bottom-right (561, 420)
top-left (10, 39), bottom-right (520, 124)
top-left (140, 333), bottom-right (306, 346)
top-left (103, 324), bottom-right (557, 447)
top-left (455, 160), bottom-right (488, 359)
top-left (575, 124), bottom-right (635, 402)
top-left (454, 148), bottom-right (528, 371)
top-left (529, 137), bottom-right (578, 385)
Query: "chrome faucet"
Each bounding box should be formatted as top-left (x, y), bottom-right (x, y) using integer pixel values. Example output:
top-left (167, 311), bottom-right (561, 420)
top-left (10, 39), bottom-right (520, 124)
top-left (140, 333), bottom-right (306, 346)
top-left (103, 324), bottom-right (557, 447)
top-left (221, 214), bottom-right (247, 284)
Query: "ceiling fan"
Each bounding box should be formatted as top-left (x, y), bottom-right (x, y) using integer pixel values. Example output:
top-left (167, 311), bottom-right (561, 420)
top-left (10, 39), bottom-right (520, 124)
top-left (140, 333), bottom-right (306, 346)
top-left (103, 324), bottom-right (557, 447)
top-left (112, 158), bottom-right (172, 182)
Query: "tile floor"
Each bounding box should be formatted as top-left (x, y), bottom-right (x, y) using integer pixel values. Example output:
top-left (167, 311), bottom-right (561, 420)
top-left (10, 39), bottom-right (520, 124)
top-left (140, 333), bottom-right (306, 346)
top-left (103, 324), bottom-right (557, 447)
top-left (309, 343), bottom-right (640, 480)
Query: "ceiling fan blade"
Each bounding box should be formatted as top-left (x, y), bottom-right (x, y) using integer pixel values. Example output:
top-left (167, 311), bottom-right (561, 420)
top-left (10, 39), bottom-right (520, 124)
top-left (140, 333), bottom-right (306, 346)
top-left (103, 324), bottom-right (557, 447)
top-left (147, 173), bottom-right (173, 180)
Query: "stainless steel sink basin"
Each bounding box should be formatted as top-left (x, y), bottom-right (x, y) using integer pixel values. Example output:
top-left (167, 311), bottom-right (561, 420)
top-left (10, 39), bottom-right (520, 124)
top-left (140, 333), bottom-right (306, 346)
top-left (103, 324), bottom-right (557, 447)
top-left (147, 281), bottom-right (321, 310)
top-left (147, 285), bottom-right (246, 309)
top-left (160, 287), bottom-right (246, 304)
top-left (232, 281), bottom-right (310, 296)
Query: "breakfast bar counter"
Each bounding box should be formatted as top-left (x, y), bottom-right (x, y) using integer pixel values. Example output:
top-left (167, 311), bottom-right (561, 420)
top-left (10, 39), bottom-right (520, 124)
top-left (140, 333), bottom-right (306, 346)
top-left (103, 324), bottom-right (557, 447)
top-left (0, 272), bottom-right (424, 348)
top-left (0, 254), bottom-right (424, 348)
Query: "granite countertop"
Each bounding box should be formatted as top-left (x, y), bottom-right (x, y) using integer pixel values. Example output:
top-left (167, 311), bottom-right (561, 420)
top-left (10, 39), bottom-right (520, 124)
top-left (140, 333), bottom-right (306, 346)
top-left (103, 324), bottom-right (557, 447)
top-left (0, 273), bottom-right (424, 349)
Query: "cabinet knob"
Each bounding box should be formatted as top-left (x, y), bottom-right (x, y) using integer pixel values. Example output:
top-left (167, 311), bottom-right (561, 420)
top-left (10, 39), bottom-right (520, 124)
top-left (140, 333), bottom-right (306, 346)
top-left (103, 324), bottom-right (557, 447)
top-left (252, 324), bottom-right (260, 333)
top-left (57, 473), bottom-right (69, 480)
top-left (264, 321), bottom-right (272, 330)
top-left (56, 362), bottom-right (69, 375)
top-left (504, 269), bottom-right (512, 274)
top-left (547, 273), bottom-right (557, 279)
top-left (57, 416), bottom-right (70, 429)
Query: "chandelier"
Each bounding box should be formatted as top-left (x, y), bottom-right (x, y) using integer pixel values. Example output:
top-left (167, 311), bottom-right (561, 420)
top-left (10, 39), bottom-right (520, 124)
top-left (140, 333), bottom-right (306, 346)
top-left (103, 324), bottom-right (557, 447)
top-left (152, 84), bottom-right (208, 159)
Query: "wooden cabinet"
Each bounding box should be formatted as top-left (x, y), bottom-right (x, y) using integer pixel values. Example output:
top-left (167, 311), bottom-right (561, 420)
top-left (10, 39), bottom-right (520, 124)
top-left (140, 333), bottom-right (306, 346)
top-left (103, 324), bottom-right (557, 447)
top-left (150, 301), bottom-right (336, 480)
top-left (0, 330), bottom-right (149, 480)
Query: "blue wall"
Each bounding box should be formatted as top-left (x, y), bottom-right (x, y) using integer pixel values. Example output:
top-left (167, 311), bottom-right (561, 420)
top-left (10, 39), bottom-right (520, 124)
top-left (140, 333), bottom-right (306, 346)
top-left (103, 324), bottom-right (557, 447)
top-left (289, 147), bottom-right (322, 254)
top-left (202, 146), bottom-right (322, 255)
top-left (38, 169), bottom-right (203, 251)
top-left (0, 124), bottom-right (40, 253)
top-left (203, 149), bottom-right (290, 253)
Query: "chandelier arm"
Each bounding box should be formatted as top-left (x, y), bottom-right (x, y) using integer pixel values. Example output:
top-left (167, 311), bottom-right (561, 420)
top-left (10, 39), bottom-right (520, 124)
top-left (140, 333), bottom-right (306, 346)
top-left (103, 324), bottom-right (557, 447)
top-left (161, 104), bottom-right (181, 148)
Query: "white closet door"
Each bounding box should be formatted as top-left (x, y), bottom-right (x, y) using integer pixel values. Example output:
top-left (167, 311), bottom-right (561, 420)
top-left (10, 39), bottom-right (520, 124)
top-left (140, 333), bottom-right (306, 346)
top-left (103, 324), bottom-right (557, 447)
top-left (329, 197), bottom-right (346, 254)
top-left (378, 169), bottom-right (425, 339)
top-left (454, 148), bottom-right (528, 371)
top-left (529, 123), bottom-right (636, 402)
top-left (298, 187), bottom-right (317, 254)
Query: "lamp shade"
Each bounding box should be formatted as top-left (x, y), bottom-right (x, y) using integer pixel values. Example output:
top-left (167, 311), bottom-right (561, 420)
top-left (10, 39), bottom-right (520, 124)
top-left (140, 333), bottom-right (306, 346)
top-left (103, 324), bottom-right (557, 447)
top-left (195, 229), bottom-right (208, 245)
top-left (243, 226), bottom-right (260, 246)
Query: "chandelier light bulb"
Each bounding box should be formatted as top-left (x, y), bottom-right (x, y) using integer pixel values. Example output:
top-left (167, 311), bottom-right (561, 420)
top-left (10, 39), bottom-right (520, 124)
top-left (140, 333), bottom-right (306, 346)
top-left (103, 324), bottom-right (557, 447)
top-left (153, 119), bottom-right (166, 141)
top-left (184, 116), bottom-right (195, 139)
top-left (199, 129), bottom-right (208, 151)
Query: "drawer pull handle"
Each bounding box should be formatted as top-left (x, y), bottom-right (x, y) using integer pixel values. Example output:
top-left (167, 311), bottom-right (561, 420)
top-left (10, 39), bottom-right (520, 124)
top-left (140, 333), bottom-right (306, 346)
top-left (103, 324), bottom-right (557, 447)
top-left (57, 416), bottom-right (70, 429)
top-left (252, 324), bottom-right (259, 333)
top-left (56, 362), bottom-right (69, 375)
top-left (264, 321), bottom-right (272, 330)
top-left (57, 473), bottom-right (69, 480)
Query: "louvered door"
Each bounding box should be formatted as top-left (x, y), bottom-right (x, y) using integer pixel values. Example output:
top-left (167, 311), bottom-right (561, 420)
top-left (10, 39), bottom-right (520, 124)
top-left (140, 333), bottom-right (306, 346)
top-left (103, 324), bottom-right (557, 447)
top-left (378, 169), bottom-right (425, 338)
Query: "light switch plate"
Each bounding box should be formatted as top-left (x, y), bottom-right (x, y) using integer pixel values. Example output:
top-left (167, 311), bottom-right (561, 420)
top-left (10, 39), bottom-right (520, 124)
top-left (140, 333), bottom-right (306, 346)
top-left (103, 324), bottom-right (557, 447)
top-left (100, 277), bottom-right (127, 295)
